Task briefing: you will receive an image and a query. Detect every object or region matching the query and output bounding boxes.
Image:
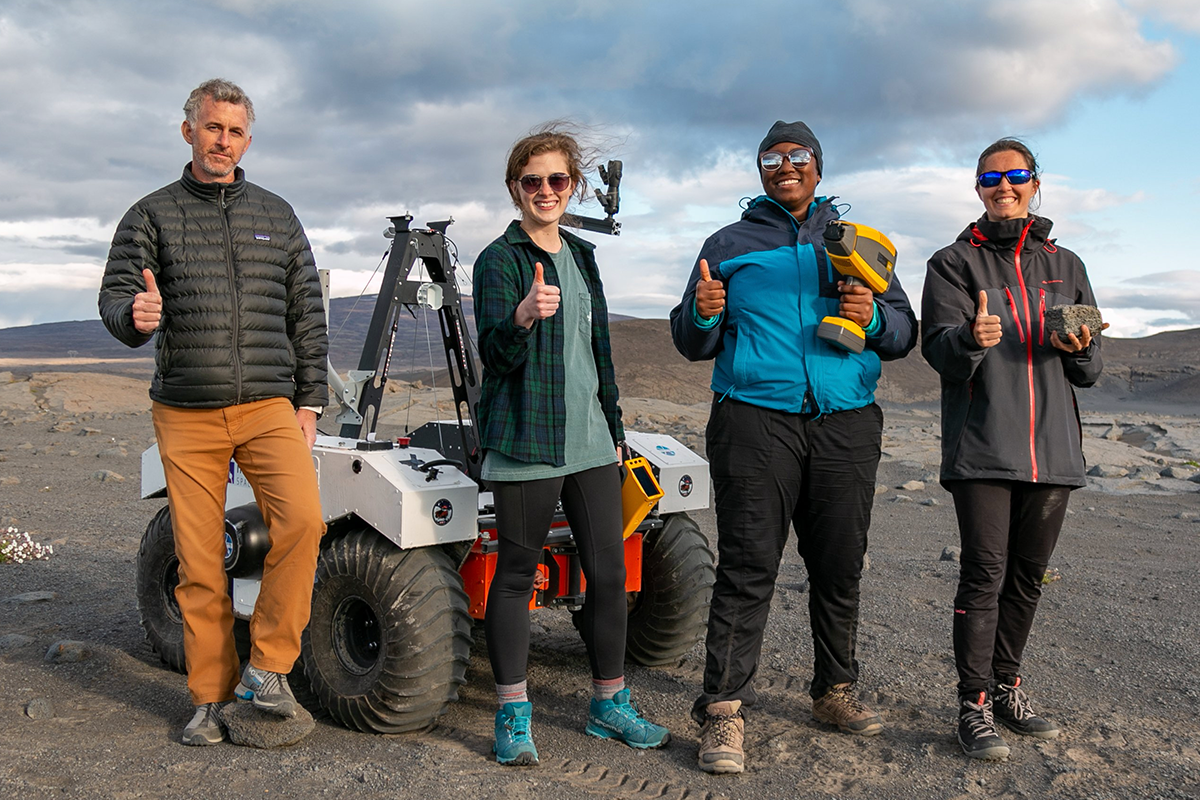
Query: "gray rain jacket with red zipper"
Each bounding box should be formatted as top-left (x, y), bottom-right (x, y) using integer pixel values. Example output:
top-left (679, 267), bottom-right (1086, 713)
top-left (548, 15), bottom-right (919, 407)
top-left (921, 214), bottom-right (1103, 487)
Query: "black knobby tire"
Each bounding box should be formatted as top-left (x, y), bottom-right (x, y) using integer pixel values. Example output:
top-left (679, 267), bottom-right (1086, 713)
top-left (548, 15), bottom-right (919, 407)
top-left (300, 528), bottom-right (472, 734)
top-left (626, 513), bottom-right (716, 667)
top-left (135, 505), bottom-right (186, 672)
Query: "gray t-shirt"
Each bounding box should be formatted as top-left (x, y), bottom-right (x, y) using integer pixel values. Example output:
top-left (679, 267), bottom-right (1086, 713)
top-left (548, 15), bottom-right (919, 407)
top-left (482, 238), bottom-right (617, 482)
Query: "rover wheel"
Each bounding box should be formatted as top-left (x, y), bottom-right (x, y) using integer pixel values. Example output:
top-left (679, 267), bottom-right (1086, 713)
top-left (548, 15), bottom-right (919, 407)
top-left (300, 527), bottom-right (472, 733)
top-left (135, 505), bottom-right (187, 672)
top-left (625, 513), bottom-right (715, 667)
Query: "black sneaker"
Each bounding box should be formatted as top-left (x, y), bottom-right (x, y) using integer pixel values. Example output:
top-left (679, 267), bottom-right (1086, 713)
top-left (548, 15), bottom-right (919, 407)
top-left (958, 691), bottom-right (1010, 761)
top-left (993, 677), bottom-right (1060, 739)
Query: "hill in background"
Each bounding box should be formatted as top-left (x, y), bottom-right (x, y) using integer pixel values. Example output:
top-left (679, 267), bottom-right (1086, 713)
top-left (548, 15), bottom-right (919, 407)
top-left (1, 301), bottom-right (1196, 412)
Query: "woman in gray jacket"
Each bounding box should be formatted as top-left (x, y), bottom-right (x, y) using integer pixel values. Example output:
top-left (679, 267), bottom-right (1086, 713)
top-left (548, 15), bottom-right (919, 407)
top-left (922, 138), bottom-right (1106, 761)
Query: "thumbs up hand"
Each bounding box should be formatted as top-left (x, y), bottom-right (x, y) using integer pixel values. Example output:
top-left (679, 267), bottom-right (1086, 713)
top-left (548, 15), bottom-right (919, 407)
top-left (695, 259), bottom-right (726, 319)
top-left (132, 268), bottom-right (162, 334)
top-left (514, 262), bottom-right (561, 329)
top-left (972, 290), bottom-right (1002, 348)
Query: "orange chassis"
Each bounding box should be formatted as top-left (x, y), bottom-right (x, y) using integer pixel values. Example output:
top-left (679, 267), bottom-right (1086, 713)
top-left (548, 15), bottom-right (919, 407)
top-left (459, 516), bottom-right (656, 619)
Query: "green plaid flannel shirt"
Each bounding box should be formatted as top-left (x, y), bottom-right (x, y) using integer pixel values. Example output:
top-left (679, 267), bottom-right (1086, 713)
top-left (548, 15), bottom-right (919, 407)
top-left (473, 221), bottom-right (624, 466)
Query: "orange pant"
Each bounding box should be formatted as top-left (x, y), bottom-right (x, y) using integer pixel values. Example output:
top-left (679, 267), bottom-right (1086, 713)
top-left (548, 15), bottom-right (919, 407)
top-left (152, 397), bottom-right (325, 705)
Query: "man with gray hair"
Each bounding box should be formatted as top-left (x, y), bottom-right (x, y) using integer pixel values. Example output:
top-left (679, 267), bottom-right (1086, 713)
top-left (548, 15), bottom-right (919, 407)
top-left (99, 78), bottom-right (327, 745)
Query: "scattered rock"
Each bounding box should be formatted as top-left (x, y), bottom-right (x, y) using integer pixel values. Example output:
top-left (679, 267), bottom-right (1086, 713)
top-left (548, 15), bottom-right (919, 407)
top-left (91, 470), bottom-right (125, 482)
top-left (862, 553), bottom-right (871, 572)
top-left (899, 480), bottom-right (925, 491)
top-left (940, 546), bottom-right (961, 562)
top-left (1175, 511), bottom-right (1198, 520)
top-left (17, 442), bottom-right (34, 450)
top-left (0, 476), bottom-right (18, 485)
top-left (874, 484), bottom-right (888, 496)
top-left (1101, 424), bottom-right (1123, 441)
top-left (96, 446), bottom-right (128, 459)
top-left (920, 498), bottom-right (940, 506)
top-left (0, 633), bottom-right (35, 652)
top-left (78, 427), bottom-right (102, 437)
top-left (1160, 466), bottom-right (1196, 480)
top-left (1, 591), bottom-right (58, 605)
top-left (1044, 304), bottom-right (1102, 339)
top-left (49, 421), bottom-right (75, 433)
top-left (44, 640), bottom-right (93, 663)
top-left (891, 494), bottom-right (912, 503)
top-left (1088, 465), bottom-right (1128, 478)
top-left (221, 701), bottom-right (315, 748)
top-left (25, 698), bottom-right (54, 720)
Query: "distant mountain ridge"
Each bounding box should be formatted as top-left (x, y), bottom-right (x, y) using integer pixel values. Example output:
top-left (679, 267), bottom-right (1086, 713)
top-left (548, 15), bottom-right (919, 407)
top-left (1, 303), bottom-right (1196, 410)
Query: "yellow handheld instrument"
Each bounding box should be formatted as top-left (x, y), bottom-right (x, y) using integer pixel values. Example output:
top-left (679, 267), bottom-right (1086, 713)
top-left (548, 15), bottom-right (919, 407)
top-left (621, 456), bottom-right (664, 539)
top-left (819, 221), bottom-right (897, 354)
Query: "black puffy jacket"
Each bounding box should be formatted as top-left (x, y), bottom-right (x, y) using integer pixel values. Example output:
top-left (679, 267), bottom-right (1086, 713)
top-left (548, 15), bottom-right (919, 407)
top-left (99, 165), bottom-right (327, 409)
top-left (921, 215), bottom-right (1103, 487)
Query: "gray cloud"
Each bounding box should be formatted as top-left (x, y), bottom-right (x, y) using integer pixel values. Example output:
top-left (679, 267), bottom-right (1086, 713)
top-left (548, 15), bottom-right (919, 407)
top-left (3, 0), bottom-right (1192, 335)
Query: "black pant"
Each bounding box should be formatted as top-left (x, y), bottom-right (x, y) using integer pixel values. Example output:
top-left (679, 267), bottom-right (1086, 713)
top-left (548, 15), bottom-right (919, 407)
top-left (485, 462), bottom-right (627, 685)
top-left (691, 398), bottom-right (882, 722)
top-left (947, 479), bottom-right (1071, 697)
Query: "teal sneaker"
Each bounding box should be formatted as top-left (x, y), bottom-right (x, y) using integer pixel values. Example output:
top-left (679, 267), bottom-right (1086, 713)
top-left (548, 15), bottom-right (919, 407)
top-left (585, 689), bottom-right (670, 749)
top-left (494, 702), bottom-right (539, 766)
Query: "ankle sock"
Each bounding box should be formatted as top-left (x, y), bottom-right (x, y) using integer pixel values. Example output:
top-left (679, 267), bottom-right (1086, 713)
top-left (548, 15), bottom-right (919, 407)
top-left (496, 681), bottom-right (528, 707)
top-left (592, 677), bottom-right (625, 702)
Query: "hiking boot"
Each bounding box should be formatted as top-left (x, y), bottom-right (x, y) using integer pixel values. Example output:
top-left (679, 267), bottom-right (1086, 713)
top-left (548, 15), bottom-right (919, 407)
top-left (494, 702), bottom-right (538, 766)
top-left (181, 702), bottom-right (226, 746)
top-left (235, 664), bottom-right (298, 718)
top-left (586, 688), bottom-right (670, 749)
top-left (958, 691), bottom-right (1011, 760)
top-left (697, 700), bottom-right (744, 774)
top-left (812, 683), bottom-right (883, 735)
top-left (993, 677), bottom-right (1060, 739)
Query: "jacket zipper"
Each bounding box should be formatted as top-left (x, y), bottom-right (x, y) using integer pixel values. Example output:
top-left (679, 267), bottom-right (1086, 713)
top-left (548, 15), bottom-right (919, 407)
top-left (220, 187), bottom-right (243, 404)
top-left (1010, 218), bottom-right (1038, 481)
top-left (1004, 288), bottom-right (1025, 344)
top-left (1038, 289), bottom-right (1046, 346)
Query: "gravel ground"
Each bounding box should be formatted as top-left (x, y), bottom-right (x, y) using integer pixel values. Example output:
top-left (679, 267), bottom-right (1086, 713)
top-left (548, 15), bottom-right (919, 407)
top-left (2, 398), bottom-right (1199, 800)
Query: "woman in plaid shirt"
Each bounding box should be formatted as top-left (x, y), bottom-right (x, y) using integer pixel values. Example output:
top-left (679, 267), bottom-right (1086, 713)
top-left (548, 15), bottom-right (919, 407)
top-left (473, 124), bottom-right (669, 766)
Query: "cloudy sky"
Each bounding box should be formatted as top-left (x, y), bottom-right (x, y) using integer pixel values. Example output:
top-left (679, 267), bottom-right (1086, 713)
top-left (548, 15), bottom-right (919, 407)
top-left (2, 0), bottom-right (1198, 338)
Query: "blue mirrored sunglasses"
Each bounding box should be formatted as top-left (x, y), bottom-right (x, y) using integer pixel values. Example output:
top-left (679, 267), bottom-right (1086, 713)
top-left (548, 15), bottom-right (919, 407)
top-left (977, 169), bottom-right (1032, 188)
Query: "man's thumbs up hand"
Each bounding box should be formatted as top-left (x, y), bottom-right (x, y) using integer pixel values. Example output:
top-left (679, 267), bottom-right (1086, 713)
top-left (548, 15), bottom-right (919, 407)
top-left (972, 289), bottom-right (1002, 348)
top-left (515, 261), bottom-right (561, 329)
top-left (695, 258), bottom-right (726, 320)
top-left (132, 268), bottom-right (162, 334)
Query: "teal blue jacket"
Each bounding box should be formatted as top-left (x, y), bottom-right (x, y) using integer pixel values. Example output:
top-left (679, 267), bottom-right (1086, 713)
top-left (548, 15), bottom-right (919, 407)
top-left (670, 196), bottom-right (916, 414)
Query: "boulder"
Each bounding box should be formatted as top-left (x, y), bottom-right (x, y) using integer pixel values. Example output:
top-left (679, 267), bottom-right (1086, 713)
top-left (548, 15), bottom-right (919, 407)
top-left (221, 701), bottom-right (315, 748)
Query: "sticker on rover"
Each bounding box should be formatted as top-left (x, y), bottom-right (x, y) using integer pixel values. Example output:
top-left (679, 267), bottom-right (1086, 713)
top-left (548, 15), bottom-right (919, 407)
top-left (655, 444), bottom-right (676, 457)
top-left (432, 499), bottom-right (453, 526)
top-left (678, 475), bottom-right (693, 497)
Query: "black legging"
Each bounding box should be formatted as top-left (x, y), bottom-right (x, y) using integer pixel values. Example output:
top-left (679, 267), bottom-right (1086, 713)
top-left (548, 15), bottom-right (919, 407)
top-left (947, 479), bottom-right (1071, 697)
top-left (485, 462), bottom-right (627, 685)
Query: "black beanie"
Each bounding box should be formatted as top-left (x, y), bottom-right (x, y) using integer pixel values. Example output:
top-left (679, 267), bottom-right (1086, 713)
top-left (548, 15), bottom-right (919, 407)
top-left (757, 120), bottom-right (822, 176)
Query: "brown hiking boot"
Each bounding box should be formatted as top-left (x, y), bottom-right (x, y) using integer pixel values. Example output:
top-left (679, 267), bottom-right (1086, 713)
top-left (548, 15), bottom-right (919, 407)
top-left (698, 700), bottom-right (744, 774)
top-left (812, 683), bottom-right (883, 735)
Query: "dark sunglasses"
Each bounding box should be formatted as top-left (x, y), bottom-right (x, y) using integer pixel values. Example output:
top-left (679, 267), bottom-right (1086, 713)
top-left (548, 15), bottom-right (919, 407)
top-left (518, 173), bottom-right (571, 194)
top-left (976, 169), bottom-right (1033, 188)
top-left (759, 147), bottom-right (812, 172)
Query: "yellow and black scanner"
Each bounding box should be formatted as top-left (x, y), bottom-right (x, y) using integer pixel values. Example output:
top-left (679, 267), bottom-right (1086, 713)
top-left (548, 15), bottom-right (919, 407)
top-left (621, 457), bottom-right (664, 539)
top-left (819, 221), bottom-right (897, 354)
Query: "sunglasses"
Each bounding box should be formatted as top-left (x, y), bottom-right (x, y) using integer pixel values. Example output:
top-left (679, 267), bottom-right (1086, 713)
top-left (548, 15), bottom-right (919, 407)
top-left (759, 147), bottom-right (813, 172)
top-left (976, 169), bottom-right (1033, 188)
top-left (518, 173), bottom-right (571, 194)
